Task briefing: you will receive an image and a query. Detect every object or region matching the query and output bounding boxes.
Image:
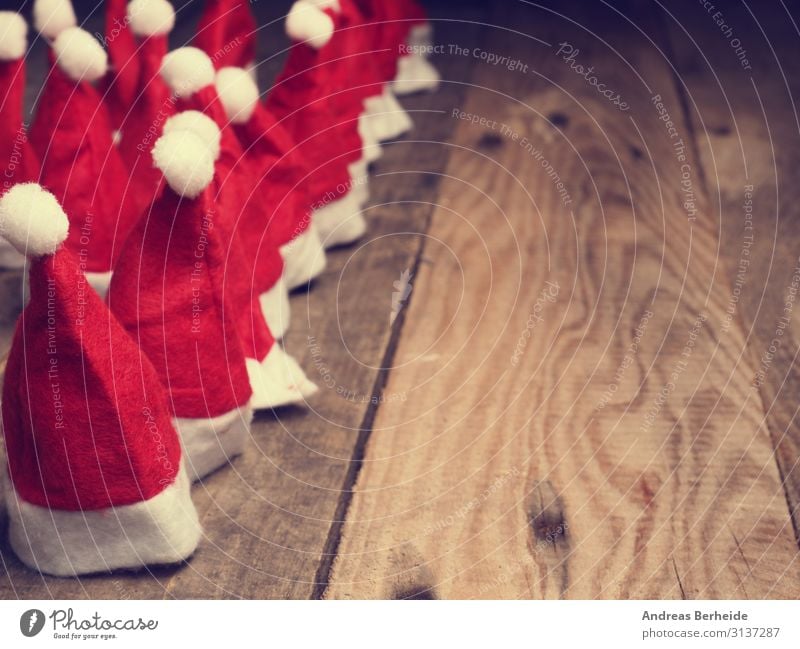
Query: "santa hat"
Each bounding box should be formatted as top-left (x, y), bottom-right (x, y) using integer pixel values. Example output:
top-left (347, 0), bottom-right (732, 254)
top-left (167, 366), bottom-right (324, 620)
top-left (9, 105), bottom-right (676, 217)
top-left (163, 48), bottom-right (324, 290)
top-left (29, 27), bottom-right (141, 298)
top-left (99, 0), bottom-right (141, 132)
top-left (160, 50), bottom-right (291, 300)
top-left (116, 0), bottom-right (177, 218)
top-left (32, 0), bottom-right (76, 41)
top-left (267, 2), bottom-right (368, 249)
top-left (214, 66), bottom-right (327, 295)
top-left (0, 12), bottom-right (40, 269)
top-left (160, 110), bottom-right (317, 405)
top-left (108, 129), bottom-right (253, 480)
top-left (193, 0), bottom-right (258, 74)
top-left (0, 182), bottom-right (201, 576)
top-left (391, 0), bottom-right (440, 96)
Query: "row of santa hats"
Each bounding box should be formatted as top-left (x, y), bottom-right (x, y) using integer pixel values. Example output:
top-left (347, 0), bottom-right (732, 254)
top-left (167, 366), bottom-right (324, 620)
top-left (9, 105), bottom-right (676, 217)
top-left (0, 0), bottom-right (439, 576)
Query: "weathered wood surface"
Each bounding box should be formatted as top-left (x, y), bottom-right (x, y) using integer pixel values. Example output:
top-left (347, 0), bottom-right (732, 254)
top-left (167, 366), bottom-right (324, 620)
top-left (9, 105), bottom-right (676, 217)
top-left (322, 0), bottom-right (800, 599)
top-left (0, 0), bottom-right (487, 598)
top-left (663, 0), bottom-right (800, 548)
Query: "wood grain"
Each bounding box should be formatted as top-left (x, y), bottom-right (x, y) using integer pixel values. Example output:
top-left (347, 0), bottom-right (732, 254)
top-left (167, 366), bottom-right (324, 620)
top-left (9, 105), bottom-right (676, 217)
top-left (662, 0), bottom-right (800, 546)
top-left (323, 0), bottom-right (800, 599)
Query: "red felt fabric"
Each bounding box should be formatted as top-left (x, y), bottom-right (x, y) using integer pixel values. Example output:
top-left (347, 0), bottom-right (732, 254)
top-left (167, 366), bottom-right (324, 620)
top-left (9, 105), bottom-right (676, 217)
top-left (118, 34), bottom-right (174, 219)
top-left (100, 0), bottom-right (141, 131)
top-left (176, 87), bottom-right (285, 301)
top-left (0, 58), bottom-right (39, 195)
top-left (29, 67), bottom-right (141, 273)
top-left (194, 0), bottom-right (257, 70)
top-left (265, 11), bottom-right (363, 209)
top-left (2, 247), bottom-right (181, 511)
top-left (231, 102), bottom-right (311, 249)
top-left (108, 184), bottom-right (253, 418)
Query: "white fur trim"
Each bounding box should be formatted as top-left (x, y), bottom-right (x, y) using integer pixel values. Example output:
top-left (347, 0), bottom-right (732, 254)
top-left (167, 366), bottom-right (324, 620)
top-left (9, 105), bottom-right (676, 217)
top-left (280, 223), bottom-right (326, 290)
top-left (173, 405), bottom-right (252, 482)
top-left (33, 0), bottom-right (76, 41)
top-left (163, 110), bottom-right (222, 161)
top-left (0, 12), bottom-right (27, 61)
top-left (86, 269), bottom-right (113, 299)
top-left (215, 67), bottom-right (259, 125)
top-left (127, 0), bottom-right (175, 38)
top-left (5, 462), bottom-right (201, 577)
top-left (52, 27), bottom-right (108, 82)
top-left (358, 112), bottom-right (383, 163)
top-left (152, 131), bottom-right (215, 198)
top-left (0, 183), bottom-right (69, 257)
top-left (248, 344), bottom-right (317, 411)
top-left (259, 276), bottom-right (290, 340)
top-left (348, 158), bottom-right (370, 207)
top-left (286, 1), bottom-right (334, 49)
top-left (160, 46), bottom-right (215, 98)
top-left (408, 22), bottom-right (434, 51)
top-left (392, 55), bottom-right (441, 96)
top-left (313, 191), bottom-right (366, 249)
top-left (364, 86), bottom-right (413, 142)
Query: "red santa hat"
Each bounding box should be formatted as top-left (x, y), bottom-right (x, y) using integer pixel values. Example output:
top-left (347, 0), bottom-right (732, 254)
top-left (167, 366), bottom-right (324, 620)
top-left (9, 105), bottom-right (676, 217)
top-left (193, 0), bottom-right (258, 74)
top-left (99, 0), bottom-right (141, 132)
top-left (347, 0), bottom-right (413, 142)
top-left (0, 182), bottom-right (201, 576)
top-left (160, 109), bottom-right (317, 405)
top-left (108, 129), bottom-right (252, 480)
top-left (213, 66), bottom-right (327, 294)
top-left (116, 0), bottom-right (177, 218)
top-left (29, 27), bottom-right (141, 298)
top-left (391, 0), bottom-right (440, 96)
top-left (162, 47), bottom-right (324, 290)
top-left (267, 2), bottom-right (368, 249)
top-left (0, 12), bottom-right (40, 269)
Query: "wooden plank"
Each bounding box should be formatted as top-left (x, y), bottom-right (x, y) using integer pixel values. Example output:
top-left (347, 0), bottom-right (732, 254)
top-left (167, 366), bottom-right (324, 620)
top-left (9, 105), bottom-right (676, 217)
top-left (662, 0), bottom-right (800, 546)
top-left (323, 0), bottom-right (800, 599)
top-left (0, 0), bottom-right (487, 598)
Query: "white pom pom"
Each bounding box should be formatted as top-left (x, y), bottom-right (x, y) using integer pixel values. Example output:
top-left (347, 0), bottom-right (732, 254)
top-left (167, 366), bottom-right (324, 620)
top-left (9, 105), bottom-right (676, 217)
top-left (0, 183), bottom-right (69, 257)
top-left (286, 1), bottom-right (334, 49)
top-left (163, 111), bottom-right (222, 161)
top-left (215, 67), bottom-right (259, 124)
top-left (33, 0), bottom-right (76, 41)
top-left (52, 27), bottom-right (108, 82)
top-left (127, 0), bottom-right (176, 38)
top-left (160, 47), bottom-right (216, 98)
top-left (0, 12), bottom-right (28, 61)
top-left (152, 131), bottom-right (215, 199)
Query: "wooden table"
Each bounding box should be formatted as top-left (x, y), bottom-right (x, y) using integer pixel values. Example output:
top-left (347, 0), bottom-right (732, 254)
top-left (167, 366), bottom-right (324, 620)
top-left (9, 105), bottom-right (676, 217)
top-left (1, 0), bottom-right (799, 599)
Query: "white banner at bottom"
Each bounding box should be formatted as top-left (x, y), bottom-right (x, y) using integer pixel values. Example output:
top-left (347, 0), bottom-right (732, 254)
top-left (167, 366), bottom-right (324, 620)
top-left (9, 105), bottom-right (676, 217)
top-left (0, 600), bottom-right (798, 647)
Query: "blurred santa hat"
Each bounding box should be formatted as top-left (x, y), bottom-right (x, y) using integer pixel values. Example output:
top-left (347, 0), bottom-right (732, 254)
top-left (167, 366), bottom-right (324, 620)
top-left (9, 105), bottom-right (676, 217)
top-left (391, 0), bottom-right (440, 96)
top-left (116, 0), bottom-right (177, 217)
top-left (214, 65), bottom-right (329, 294)
top-left (0, 11), bottom-right (40, 269)
top-left (29, 27), bottom-right (141, 298)
top-left (100, 0), bottom-right (141, 131)
top-left (268, 2), bottom-right (368, 249)
top-left (0, 182), bottom-right (201, 576)
top-left (194, 0), bottom-right (258, 77)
